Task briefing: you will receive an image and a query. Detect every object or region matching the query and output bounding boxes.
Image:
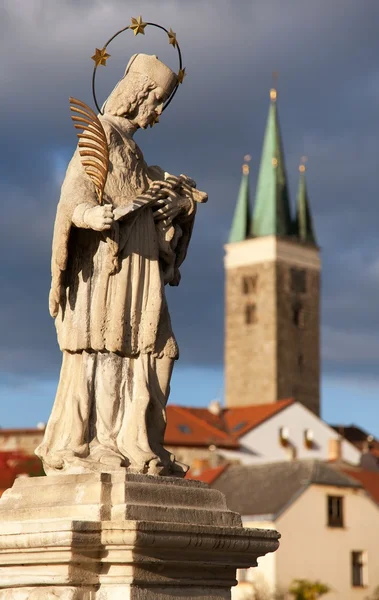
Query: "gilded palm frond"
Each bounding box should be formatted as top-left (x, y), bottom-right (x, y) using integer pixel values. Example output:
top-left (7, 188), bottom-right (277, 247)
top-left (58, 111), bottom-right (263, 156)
top-left (69, 97), bottom-right (109, 204)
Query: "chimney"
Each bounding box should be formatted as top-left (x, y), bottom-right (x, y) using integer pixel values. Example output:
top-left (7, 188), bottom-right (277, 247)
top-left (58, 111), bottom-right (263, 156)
top-left (363, 435), bottom-right (374, 454)
top-left (208, 400), bottom-right (222, 416)
top-left (328, 436), bottom-right (342, 461)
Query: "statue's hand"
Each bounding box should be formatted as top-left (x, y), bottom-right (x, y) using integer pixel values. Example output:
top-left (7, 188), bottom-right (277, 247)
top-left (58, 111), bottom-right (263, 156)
top-left (153, 189), bottom-right (192, 224)
top-left (83, 204), bottom-right (114, 231)
top-left (179, 174), bottom-right (197, 188)
top-left (148, 180), bottom-right (176, 199)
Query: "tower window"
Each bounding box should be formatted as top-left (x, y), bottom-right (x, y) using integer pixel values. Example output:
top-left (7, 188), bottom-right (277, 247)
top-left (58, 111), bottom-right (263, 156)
top-left (293, 304), bottom-right (305, 329)
top-left (245, 303), bottom-right (257, 324)
top-left (298, 354), bottom-right (304, 369)
top-left (290, 268), bottom-right (307, 293)
top-left (242, 275), bottom-right (258, 294)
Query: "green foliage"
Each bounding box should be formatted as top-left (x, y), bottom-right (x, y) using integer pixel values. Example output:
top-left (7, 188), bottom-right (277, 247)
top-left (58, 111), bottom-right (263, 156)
top-left (289, 579), bottom-right (330, 600)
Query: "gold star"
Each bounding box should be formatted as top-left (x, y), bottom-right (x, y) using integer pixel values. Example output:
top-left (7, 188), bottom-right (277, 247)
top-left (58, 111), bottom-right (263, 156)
top-left (150, 113), bottom-right (160, 128)
top-left (91, 47), bottom-right (111, 67)
top-left (167, 27), bottom-right (177, 47)
top-left (130, 15), bottom-right (147, 36)
top-left (177, 68), bottom-right (186, 84)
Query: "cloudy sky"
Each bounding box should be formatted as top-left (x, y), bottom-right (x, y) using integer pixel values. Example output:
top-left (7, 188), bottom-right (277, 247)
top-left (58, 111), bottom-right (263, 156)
top-left (1, 0), bottom-right (378, 434)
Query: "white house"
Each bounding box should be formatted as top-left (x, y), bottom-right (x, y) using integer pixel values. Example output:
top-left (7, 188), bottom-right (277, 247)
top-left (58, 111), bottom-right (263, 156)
top-left (217, 399), bottom-right (361, 466)
top-left (211, 460), bottom-right (379, 600)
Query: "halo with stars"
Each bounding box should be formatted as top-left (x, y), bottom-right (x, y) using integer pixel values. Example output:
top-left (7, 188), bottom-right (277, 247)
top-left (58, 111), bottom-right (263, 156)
top-left (91, 16), bottom-right (184, 115)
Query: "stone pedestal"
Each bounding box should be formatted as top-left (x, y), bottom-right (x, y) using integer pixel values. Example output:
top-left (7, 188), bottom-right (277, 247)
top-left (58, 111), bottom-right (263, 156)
top-left (0, 473), bottom-right (279, 599)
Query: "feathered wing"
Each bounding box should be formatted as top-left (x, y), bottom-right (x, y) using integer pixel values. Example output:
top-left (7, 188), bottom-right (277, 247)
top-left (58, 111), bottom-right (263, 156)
top-left (69, 97), bottom-right (109, 205)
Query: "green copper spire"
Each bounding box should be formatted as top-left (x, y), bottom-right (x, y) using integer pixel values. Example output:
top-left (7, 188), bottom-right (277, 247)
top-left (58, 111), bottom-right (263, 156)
top-left (251, 88), bottom-right (292, 238)
top-left (294, 164), bottom-right (317, 245)
top-left (228, 162), bottom-right (251, 243)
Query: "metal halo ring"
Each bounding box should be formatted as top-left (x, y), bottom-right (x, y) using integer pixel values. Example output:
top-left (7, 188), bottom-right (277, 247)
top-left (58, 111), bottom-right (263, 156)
top-left (92, 21), bottom-right (183, 115)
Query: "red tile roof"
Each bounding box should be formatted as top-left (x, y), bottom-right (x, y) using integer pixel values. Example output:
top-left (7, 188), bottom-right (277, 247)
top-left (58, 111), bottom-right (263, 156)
top-left (342, 468), bottom-right (379, 504)
top-left (165, 399), bottom-right (294, 448)
top-left (0, 451), bottom-right (44, 496)
top-left (0, 429), bottom-right (45, 436)
top-left (223, 398), bottom-right (294, 437)
top-left (165, 406), bottom-right (239, 448)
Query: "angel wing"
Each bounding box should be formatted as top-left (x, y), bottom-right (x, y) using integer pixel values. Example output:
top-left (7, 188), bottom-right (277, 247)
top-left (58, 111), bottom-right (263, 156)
top-left (69, 97), bottom-right (109, 205)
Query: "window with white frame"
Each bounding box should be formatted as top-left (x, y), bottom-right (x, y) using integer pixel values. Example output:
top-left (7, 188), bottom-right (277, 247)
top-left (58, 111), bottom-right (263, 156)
top-left (351, 551), bottom-right (367, 587)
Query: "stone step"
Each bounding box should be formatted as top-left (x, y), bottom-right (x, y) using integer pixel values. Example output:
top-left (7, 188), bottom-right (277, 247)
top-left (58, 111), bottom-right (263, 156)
top-left (0, 472), bottom-right (241, 527)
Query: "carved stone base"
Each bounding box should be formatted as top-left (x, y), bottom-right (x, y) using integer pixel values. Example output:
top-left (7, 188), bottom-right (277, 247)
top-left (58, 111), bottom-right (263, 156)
top-left (0, 473), bottom-right (280, 599)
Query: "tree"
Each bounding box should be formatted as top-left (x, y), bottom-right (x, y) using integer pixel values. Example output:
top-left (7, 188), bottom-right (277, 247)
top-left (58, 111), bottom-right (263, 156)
top-left (289, 579), bottom-right (330, 600)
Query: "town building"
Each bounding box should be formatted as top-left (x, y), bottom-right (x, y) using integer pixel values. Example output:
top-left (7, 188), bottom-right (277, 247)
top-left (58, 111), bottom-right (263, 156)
top-left (210, 460), bottom-right (379, 600)
top-left (225, 88), bottom-right (320, 415)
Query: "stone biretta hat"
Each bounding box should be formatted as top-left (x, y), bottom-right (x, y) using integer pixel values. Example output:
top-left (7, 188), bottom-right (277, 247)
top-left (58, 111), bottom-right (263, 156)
top-left (125, 54), bottom-right (178, 98)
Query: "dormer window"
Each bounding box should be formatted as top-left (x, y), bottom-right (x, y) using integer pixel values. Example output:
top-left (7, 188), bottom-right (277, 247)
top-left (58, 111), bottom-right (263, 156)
top-left (304, 428), bottom-right (314, 449)
top-left (279, 426), bottom-right (290, 447)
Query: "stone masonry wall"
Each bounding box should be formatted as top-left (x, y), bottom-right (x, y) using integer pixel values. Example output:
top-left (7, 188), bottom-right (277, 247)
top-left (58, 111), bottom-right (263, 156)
top-left (276, 261), bottom-right (320, 415)
top-left (225, 261), bottom-right (277, 407)
top-left (225, 245), bottom-right (320, 414)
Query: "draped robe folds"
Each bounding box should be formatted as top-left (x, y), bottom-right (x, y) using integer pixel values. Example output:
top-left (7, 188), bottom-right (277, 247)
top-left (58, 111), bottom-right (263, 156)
top-left (36, 114), bottom-right (196, 476)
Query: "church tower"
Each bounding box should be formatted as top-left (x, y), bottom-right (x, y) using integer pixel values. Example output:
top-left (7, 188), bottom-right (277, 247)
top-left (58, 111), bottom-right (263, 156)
top-left (224, 88), bottom-right (321, 415)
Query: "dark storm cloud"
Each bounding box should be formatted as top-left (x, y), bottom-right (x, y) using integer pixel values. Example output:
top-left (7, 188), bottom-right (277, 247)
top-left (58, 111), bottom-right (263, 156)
top-left (1, 0), bottom-right (379, 382)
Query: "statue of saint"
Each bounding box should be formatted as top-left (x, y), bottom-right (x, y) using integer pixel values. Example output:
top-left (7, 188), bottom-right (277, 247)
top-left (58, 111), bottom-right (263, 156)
top-left (35, 53), bottom-right (206, 477)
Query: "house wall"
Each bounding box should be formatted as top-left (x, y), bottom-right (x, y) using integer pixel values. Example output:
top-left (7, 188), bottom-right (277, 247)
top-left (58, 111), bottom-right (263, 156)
top-left (232, 520), bottom-right (278, 600)
top-left (0, 431), bottom-right (44, 455)
top-left (275, 484), bottom-right (379, 599)
top-left (220, 403), bottom-right (361, 466)
top-left (239, 485), bottom-right (379, 599)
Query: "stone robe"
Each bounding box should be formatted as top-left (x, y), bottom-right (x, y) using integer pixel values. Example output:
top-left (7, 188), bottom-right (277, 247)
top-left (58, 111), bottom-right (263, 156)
top-left (36, 114), bottom-right (195, 475)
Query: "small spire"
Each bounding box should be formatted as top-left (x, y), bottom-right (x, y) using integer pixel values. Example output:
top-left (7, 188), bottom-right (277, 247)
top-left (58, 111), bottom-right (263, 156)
top-left (294, 158), bottom-right (317, 245)
top-left (228, 155), bottom-right (252, 243)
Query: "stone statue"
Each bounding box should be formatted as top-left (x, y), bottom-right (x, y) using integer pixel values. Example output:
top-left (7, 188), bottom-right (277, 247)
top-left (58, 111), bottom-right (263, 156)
top-left (35, 53), bottom-right (207, 477)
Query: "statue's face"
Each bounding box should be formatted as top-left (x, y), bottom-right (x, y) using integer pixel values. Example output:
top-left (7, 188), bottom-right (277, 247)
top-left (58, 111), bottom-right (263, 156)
top-left (136, 86), bottom-right (166, 129)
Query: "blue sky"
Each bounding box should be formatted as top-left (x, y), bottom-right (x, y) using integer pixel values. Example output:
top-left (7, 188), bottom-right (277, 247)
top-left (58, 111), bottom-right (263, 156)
top-left (1, 0), bottom-right (379, 435)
